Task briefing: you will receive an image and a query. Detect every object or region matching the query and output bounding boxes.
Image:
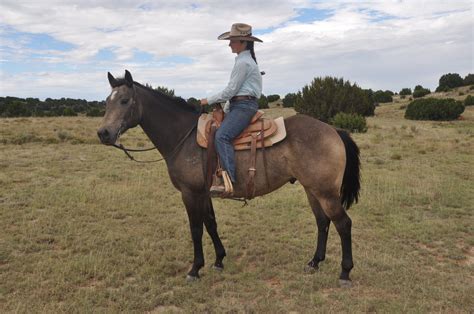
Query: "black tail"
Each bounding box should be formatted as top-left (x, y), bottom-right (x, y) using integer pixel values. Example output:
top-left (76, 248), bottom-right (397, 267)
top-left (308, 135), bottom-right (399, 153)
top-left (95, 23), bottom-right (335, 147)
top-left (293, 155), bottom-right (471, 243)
top-left (336, 129), bottom-right (361, 210)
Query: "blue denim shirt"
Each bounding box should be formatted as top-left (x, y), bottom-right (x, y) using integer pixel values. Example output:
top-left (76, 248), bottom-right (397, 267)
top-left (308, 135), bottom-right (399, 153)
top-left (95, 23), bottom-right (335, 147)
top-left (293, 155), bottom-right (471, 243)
top-left (207, 50), bottom-right (262, 105)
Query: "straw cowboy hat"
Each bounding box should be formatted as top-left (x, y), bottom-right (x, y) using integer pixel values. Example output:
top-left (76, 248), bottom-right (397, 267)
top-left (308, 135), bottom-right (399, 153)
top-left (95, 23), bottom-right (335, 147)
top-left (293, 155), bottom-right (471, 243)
top-left (217, 23), bottom-right (263, 42)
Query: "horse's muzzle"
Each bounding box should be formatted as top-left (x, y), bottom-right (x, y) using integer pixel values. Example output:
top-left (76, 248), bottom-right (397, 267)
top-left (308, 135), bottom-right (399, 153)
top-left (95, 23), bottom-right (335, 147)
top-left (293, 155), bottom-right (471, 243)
top-left (97, 127), bottom-right (116, 145)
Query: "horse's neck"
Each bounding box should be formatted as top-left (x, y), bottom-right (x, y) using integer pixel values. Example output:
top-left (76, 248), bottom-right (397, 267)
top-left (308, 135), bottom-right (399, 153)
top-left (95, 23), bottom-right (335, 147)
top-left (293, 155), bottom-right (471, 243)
top-left (137, 88), bottom-right (197, 158)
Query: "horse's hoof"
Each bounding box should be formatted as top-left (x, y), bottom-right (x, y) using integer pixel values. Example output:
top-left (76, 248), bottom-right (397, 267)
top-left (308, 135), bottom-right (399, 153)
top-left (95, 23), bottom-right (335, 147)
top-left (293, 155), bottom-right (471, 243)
top-left (211, 265), bottom-right (224, 272)
top-left (304, 265), bottom-right (318, 274)
top-left (186, 275), bottom-right (200, 282)
top-left (339, 279), bottom-right (352, 288)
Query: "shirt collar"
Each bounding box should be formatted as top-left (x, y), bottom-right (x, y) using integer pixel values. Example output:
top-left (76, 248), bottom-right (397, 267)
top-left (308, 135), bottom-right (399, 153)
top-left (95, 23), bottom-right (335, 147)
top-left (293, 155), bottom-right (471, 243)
top-left (236, 50), bottom-right (251, 60)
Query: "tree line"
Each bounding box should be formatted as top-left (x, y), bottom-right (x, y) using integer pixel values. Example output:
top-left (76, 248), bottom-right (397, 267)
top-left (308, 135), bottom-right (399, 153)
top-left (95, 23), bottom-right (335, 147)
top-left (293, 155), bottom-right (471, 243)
top-left (0, 96), bottom-right (106, 117)
top-left (1, 72), bottom-right (471, 119)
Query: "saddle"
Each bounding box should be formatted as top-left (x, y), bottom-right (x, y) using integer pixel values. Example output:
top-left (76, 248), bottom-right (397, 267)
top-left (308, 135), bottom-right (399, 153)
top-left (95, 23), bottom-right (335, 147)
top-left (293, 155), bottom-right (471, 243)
top-left (197, 109), bottom-right (286, 150)
top-left (196, 105), bottom-right (287, 199)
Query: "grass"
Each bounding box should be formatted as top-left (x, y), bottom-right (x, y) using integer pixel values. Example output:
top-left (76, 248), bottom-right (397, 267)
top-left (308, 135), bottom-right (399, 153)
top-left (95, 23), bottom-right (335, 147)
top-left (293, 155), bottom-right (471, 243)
top-left (0, 98), bottom-right (473, 312)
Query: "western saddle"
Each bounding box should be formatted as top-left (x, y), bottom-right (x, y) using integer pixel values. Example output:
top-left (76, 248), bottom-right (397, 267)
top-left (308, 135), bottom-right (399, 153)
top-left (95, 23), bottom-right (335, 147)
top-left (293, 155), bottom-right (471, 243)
top-left (196, 104), bottom-right (286, 199)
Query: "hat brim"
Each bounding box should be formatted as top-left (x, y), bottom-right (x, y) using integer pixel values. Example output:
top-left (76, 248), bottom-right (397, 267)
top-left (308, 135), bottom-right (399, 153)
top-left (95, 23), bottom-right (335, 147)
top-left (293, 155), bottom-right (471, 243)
top-left (217, 31), bottom-right (263, 42)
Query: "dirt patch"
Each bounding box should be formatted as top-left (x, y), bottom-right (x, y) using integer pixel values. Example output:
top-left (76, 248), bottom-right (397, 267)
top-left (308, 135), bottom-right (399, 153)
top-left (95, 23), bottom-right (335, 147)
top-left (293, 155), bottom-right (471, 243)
top-left (149, 305), bottom-right (182, 313)
top-left (462, 246), bottom-right (474, 266)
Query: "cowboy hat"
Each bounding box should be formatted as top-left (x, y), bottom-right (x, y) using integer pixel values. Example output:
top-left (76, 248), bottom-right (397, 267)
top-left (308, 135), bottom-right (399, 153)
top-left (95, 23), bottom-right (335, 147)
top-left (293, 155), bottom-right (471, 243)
top-left (217, 23), bottom-right (263, 42)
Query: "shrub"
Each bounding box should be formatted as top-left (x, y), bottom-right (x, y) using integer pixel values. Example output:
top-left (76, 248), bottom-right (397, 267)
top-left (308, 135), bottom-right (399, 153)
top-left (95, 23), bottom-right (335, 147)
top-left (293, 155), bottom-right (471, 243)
top-left (437, 73), bottom-right (464, 90)
top-left (86, 108), bottom-right (104, 117)
top-left (62, 108), bottom-right (77, 116)
top-left (294, 76), bottom-right (374, 122)
top-left (464, 74), bottom-right (474, 85)
top-left (413, 87), bottom-right (430, 98)
top-left (459, 92), bottom-right (465, 96)
top-left (330, 112), bottom-right (367, 133)
top-left (373, 90), bottom-right (393, 103)
top-left (464, 95), bottom-right (474, 106)
top-left (57, 131), bottom-right (73, 141)
top-left (400, 88), bottom-right (412, 95)
top-left (267, 94), bottom-right (280, 102)
top-left (435, 85), bottom-right (450, 92)
top-left (282, 93), bottom-right (297, 108)
top-left (258, 95), bottom-right (269, 109)
top-left (470, 85), bottom-right (474, 90)
top-left (405, 98), bottom-right (465, 121)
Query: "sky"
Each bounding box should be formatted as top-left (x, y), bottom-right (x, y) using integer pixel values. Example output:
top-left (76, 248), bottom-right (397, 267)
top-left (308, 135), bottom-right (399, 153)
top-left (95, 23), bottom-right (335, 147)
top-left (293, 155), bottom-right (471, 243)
top-left (0, 0), bottom-right (473, 101)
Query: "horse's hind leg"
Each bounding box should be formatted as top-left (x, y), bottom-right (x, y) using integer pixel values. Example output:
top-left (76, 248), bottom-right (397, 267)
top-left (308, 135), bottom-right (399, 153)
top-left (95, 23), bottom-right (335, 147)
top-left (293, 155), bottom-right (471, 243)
top-left (305, 189), bottom-right (331, 272)
top-left (306, 190), bottom-right (354, 285)
top-left (203, 198), bottom-right (226, 270)
top-left (323, 196), bottom-right (353, 285)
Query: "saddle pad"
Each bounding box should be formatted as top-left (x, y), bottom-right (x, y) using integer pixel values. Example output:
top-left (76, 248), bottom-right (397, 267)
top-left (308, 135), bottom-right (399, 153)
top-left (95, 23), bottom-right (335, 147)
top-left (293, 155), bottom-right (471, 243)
top-left (196, 114), bottom-right (287, 151)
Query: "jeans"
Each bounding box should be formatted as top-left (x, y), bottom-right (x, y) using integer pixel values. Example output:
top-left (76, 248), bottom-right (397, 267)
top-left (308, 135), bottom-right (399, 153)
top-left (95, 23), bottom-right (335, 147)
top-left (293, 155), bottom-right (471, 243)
top-left (215, 99), bottom-right (258, 183)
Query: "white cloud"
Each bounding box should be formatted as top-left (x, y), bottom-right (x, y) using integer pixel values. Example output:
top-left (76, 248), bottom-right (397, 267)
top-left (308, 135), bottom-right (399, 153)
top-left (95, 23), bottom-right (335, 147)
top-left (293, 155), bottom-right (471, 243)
top-left (0, 0), bottom-right (472, 100)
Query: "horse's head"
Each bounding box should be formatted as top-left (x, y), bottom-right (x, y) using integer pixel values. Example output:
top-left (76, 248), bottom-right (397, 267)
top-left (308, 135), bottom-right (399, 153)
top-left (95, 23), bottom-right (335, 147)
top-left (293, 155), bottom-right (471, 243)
top-left (97, 70), bottom-right (142, 145)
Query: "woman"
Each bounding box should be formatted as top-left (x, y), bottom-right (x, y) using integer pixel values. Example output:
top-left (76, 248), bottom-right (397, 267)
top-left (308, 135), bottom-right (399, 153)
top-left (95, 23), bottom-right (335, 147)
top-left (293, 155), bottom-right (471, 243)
top-left (200, 23), bottom-right (263, 196)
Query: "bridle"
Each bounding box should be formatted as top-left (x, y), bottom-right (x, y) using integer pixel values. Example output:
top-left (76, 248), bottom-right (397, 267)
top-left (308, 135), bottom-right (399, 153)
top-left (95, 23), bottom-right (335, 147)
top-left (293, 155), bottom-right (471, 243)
top-left (110, 84), bottom-right (197, 163)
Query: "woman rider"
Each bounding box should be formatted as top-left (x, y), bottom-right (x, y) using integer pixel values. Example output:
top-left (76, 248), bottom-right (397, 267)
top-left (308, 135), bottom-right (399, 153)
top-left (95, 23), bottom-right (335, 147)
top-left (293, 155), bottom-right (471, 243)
top-left (200, 23), bottom-right (263, 196)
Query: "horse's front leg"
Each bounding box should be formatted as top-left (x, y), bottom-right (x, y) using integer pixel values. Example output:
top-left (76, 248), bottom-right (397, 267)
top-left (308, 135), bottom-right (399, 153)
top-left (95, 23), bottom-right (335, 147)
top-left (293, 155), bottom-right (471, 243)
top-left (182, 191), bottom-right (205, 281)
top-left (203, 198), bottom-right (226, 270)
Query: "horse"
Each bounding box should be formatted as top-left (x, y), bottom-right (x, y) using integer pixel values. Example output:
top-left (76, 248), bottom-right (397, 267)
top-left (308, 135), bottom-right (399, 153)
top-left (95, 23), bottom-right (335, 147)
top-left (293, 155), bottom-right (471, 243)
top-left (97, 70), bottom-right (361, 286)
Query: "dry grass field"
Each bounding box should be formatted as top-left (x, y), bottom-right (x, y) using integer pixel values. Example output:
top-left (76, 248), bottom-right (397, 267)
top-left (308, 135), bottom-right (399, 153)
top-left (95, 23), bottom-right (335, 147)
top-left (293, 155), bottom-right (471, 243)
top-left (0, 88), bottom-right (473, 312)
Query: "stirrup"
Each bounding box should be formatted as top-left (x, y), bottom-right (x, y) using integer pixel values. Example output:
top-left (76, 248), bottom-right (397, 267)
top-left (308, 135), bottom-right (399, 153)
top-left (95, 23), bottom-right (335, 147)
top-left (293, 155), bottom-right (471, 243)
top-left (209, 171), bottom-right (233, 198)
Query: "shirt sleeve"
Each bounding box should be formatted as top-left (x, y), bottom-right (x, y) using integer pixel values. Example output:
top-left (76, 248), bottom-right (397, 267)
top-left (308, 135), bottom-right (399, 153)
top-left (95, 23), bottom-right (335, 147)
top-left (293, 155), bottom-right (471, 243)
top-left (207, 60), bottom-right (249, 105)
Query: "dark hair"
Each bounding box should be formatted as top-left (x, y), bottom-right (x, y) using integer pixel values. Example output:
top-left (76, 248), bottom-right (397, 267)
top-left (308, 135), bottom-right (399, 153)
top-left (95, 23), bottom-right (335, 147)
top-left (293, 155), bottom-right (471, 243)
top-left (241, 40), bottom-right (257, 64)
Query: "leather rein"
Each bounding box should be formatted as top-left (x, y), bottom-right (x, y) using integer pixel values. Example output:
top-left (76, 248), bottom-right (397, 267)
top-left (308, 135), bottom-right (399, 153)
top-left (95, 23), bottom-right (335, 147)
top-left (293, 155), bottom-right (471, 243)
top-left (111, 123), bottom-right (197, 163)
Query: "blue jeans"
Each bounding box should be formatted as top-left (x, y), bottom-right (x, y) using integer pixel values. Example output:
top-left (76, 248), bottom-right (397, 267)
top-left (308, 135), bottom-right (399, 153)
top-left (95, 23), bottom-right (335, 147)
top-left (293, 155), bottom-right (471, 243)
top-left (215, 100), bottom-right (258, 183)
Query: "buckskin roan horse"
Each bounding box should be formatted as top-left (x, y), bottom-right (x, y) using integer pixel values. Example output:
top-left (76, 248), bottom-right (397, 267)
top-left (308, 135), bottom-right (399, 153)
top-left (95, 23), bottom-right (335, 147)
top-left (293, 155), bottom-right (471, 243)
top-left (97, 70), bottom-right (361, 287)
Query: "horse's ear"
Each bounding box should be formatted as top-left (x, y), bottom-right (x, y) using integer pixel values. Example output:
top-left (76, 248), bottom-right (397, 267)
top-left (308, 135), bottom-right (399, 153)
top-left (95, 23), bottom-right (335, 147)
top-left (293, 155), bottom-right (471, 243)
top-left (124, 70), bottom-right (133, 87)
top-left (108, 72), bottom-right (118, 87)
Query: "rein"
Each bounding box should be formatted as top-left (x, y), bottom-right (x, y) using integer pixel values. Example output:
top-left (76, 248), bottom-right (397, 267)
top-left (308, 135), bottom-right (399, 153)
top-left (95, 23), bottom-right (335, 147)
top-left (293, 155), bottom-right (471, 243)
top-left (112, 122), bottom-right (197, 163)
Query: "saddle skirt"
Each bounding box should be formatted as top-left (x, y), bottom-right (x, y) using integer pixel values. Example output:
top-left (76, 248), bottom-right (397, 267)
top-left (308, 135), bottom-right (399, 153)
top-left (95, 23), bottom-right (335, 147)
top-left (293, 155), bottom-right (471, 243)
top-left (196, 110), bottom-right (287, 151)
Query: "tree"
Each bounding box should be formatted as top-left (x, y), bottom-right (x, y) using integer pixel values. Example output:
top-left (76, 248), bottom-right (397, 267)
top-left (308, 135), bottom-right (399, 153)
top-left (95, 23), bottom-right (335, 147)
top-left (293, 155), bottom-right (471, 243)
top-left (3, 100), bottom-right (31, 117)
top-left (373, 90), bottom-right (393, 103)
top-left (267, 94), bottom-right (280, 102)
top-left (186, 97), bottom-right (200, 107)
top-left (294, 76), bottom-right (374, 122)
top-left (258, 95), bottom-right (269, 109)
top-left (399, 88), bottom-right (412, 95)
top-left (437, 73), bottom-right (464, 91)
top-left (282, 93), bottom-right (297, 108)
top-left (463, 73), bottom-right (474, 86)
top-left (154, 86), bottom-right (175, 98)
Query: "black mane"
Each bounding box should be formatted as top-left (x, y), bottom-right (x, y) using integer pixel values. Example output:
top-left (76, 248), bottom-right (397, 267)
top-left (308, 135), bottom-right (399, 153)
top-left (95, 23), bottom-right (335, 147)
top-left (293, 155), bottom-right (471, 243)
top-left (113, 77), bottom-right (199, 114)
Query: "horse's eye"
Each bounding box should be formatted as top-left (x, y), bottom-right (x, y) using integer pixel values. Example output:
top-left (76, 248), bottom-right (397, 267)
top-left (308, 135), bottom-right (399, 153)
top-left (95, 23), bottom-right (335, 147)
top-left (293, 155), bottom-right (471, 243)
top-left (120, 98), bottom-right (129, 105)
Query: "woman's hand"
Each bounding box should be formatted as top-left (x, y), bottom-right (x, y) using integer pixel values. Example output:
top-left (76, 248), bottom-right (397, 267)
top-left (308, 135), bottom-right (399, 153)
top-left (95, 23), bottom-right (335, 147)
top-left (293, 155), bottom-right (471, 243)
top-left (200, 98), bottom-right (208, 106)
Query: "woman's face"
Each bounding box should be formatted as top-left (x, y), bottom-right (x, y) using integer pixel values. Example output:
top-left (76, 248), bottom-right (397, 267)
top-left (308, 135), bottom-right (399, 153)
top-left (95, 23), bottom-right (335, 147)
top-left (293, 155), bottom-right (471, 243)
top-left (229, 40), bottom-right (247, 54)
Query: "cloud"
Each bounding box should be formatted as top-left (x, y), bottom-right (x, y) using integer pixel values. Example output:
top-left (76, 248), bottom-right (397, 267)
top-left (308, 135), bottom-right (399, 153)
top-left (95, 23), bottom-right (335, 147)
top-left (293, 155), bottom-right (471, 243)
top-left (0, 0), bottom-right (472, 100)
